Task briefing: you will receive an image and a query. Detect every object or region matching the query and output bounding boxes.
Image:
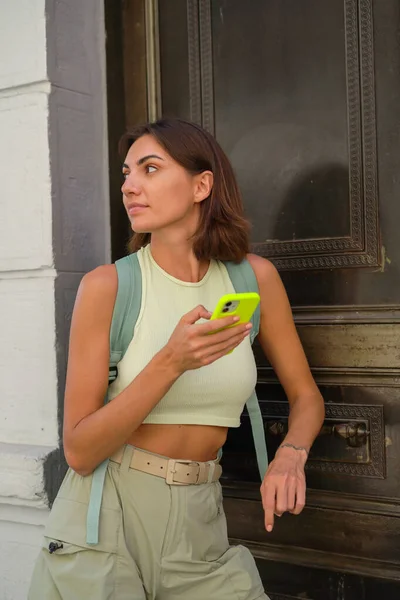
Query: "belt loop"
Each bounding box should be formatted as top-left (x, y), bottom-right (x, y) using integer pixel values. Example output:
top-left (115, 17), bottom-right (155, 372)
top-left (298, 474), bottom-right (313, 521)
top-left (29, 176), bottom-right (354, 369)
top-left (197, 462), bottom-right (207, 483)
top-left (120, 445), bottom-right (134, 473)
top-left (207, 461), bottom-right (216, 483)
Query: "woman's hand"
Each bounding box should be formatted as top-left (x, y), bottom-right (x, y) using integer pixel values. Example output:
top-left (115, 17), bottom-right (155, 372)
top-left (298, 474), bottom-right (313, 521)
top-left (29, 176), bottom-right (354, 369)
top-left (163, 304), bottom-right (252, 374)
top-left (260, 445), bottom-right (307, 532)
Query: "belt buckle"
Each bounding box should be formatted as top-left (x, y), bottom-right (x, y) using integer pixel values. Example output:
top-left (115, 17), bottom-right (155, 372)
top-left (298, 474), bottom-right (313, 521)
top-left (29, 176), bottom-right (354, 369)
top-left (165, 459), bottom-right (200, 485)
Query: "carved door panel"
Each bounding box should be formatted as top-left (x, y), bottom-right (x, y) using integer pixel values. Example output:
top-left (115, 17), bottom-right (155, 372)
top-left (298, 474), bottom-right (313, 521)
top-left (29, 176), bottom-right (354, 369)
top-left (106, 1), bottom-right (400, 597)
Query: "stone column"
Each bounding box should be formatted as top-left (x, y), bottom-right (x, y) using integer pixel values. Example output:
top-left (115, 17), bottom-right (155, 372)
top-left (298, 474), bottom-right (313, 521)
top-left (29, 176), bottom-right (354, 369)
top-left (0, 1), bottom-right (110, 597)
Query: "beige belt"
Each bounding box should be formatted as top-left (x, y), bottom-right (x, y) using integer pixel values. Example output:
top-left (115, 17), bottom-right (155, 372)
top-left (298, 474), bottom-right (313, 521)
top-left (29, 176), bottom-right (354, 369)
top-left (110, 447), bottom-right (222, 485)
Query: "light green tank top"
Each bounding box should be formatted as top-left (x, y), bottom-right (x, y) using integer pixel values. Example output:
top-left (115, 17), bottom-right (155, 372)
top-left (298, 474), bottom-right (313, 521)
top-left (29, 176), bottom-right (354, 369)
top-left (108, 245), bottom-right (257, 428)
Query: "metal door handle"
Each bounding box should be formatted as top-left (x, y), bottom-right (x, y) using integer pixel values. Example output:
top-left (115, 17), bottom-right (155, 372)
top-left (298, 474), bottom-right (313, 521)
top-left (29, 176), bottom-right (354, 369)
top-left (267, 421), bottom-right (370, 448)
top-left (331, 422), bottom-right (369, 447)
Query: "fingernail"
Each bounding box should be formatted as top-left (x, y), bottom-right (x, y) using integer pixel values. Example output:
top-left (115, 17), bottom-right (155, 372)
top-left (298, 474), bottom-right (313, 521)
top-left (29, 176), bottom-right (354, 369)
top-left (267, 525), bottom-right (272, 532)
top-left (233, 316), bottom-right (240, 322)
top-left (245, 323), bottom-right (252, 330)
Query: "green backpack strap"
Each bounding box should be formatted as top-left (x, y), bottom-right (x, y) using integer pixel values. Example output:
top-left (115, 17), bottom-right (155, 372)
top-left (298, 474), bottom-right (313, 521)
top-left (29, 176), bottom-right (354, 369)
top-left (223, 258), bottom-right (268, 480)
top-left (223, 259), bottom-right (260, 343)
top-left (246, 390), bottom-right (268, 478)
top-left (87, 253), bottom-right (142, 545)
top-left (108, 253), bottom-right (142, 385)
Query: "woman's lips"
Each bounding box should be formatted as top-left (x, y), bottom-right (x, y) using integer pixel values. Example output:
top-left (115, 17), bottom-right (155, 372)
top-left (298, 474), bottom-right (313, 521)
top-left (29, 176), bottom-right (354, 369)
top-left (127, 204), bottom-right (148, 215)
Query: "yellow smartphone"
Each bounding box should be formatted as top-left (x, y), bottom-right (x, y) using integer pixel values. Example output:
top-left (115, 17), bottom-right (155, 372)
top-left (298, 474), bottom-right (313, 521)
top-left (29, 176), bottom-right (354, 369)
top-left (210, 292), bottom-right (260, 330)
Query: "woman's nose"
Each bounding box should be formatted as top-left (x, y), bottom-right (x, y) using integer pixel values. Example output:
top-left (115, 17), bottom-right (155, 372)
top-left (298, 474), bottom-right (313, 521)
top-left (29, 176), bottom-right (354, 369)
top-left (121, 174), bottom-right (141, 195)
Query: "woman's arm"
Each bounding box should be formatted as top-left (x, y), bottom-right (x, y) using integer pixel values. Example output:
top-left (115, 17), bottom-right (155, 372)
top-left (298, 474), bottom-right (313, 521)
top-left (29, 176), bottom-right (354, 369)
top-left (63, 265), bottom-right (250, 476)
top-left (247, 254), bottom-right (325, 531)
top-left (63, 265), bottom-right (179, 476)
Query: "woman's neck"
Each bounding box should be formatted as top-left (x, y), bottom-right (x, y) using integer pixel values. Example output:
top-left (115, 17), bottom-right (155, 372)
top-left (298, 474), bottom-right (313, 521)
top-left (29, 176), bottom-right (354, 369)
top-left (149, 235), bottom-right (209, 283)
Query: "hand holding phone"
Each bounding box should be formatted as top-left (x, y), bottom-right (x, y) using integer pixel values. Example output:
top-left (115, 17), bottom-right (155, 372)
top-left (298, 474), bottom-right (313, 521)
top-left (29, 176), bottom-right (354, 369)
top-left (164, 304), bottom-right (252, 373)
top-left (209, 293), bottom-right (260, 351)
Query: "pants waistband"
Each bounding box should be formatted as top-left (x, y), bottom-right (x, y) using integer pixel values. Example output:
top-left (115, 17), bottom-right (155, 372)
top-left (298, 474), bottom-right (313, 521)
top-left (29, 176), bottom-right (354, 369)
top-left (110, 446), bottom-right (222, 485)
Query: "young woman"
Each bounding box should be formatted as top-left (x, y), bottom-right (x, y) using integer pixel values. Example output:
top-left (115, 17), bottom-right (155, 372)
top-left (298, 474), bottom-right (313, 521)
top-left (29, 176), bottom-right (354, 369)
top-left (29, 118), bottom-right (325, 599)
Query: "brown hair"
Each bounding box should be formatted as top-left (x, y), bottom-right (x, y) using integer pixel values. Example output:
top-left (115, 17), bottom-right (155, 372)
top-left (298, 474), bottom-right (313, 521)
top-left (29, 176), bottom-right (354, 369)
top-left (119, 118), bottom-right (250, 263)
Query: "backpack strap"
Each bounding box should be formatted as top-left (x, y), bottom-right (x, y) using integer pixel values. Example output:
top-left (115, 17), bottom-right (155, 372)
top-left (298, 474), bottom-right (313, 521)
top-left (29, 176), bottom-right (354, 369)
top-left (223, 258), bottom-right (268, 480)
top-left (246, 391), bottom-right (268, 478)
top-left (223, 259), bottom-right (260, 344)
top-left (108, 253), bottom-right (142, 384)
top-left (87, 253), bottom-right (142, 545)
top-left (86, 459), bottom-right (108, 544)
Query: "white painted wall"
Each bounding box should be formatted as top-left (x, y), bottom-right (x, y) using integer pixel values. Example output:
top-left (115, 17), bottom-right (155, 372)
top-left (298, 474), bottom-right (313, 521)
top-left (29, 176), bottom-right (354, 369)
top-left (0, 1), bottom-right (57, 598)
top-left (0, 1), bottom-right (109, 597)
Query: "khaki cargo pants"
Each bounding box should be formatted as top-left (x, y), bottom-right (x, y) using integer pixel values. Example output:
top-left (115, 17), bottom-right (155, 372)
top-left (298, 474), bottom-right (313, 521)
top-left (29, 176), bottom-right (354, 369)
top-left (28, 445), bottom-right (269, 599)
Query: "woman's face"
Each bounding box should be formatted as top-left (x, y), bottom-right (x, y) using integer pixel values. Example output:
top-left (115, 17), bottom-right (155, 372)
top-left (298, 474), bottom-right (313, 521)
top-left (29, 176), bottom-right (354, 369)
top-left (122, 134), bottom-right (212, 235)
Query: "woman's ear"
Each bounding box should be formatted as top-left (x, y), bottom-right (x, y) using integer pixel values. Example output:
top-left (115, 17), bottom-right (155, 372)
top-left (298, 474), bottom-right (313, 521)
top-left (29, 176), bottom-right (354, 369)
top-left (193, 171), bottom-right (214, 204)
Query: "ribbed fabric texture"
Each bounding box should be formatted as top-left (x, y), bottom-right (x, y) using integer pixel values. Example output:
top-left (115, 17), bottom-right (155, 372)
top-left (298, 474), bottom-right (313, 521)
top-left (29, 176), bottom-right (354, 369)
top-left (108, 245), bottom-right (257, 427)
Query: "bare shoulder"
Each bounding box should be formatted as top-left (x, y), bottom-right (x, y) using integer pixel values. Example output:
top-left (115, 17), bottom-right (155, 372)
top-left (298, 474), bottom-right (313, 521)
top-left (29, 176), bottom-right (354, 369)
top-left (246, 253), bottom-right (280, 287)
top-left (74, 264), bottom-right (118, 323)
top-left (79, 264), bottom-right (118, 298)
top-left (246, 253), bottom-right (290, 314)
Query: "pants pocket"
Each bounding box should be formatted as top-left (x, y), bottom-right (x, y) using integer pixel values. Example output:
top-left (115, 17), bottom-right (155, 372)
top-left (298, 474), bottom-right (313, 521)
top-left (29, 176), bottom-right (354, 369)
top-left (218, 545), bottom-right (268, 600)
top-left (28, 496), bottom-right (121, 600)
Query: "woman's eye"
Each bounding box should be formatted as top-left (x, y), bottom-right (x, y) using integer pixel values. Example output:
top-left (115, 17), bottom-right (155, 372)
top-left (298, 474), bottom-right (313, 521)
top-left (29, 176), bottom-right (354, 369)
top-left (145, 165), bottom-right (157, 174)
top-left (122, 172), bottom-right (129, 180)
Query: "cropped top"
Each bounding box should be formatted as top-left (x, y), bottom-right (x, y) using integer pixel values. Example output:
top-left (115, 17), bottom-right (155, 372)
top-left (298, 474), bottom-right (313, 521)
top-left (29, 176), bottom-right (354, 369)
top-left (107, 245), bottom-right (257, 428)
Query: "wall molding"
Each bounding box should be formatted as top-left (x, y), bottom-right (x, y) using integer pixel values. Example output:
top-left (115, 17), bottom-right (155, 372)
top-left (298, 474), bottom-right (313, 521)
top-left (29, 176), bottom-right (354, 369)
top-left (292, 305), bottom-right (400, 324)
top-left (234, 539), bottom-right (400, 582)
top-left (186, 0), bottom-right (202, 124)
top-left (188, 0), bottom-right (380, 270)
top-left (145, 0), bottom-right (162, 120)
top-left (187, 0), bottom-right (214, 130)
top-left (224, 483), bottom-right (400, 520)
top-left (258, 366), bottom-right (400, 387)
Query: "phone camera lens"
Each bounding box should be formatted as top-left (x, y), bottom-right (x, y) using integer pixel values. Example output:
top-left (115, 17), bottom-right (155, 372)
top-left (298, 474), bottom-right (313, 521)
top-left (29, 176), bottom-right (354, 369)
top-left (222, 307), bottom-right (229, 313)
top-left (225, 301), bottom-right (232, 307)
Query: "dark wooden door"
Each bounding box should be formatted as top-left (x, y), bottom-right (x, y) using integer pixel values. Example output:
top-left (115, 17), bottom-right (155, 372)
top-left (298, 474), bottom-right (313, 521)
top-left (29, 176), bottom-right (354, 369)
top-left (106, 1), bottom-right (400, 597)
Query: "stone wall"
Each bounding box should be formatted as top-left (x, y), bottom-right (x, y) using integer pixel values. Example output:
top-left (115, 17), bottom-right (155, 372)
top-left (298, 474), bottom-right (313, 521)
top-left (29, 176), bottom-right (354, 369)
top-left (0, 1), bottom-right (109, 597)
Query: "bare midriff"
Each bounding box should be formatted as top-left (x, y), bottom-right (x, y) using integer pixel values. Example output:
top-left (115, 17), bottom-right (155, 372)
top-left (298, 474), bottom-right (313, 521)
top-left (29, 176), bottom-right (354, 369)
top-left (126, 423), bottom-right (229, 461)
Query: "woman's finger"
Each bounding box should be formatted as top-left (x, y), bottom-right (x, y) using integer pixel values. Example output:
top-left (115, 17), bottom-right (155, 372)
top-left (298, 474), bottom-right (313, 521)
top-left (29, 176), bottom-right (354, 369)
top-left (181, 304), bottom-right (212, 324)
top-left (201, 328), bottom-right (250, 358)
top-left (291, 480), bottom-right (306, 515)
top-left (199, 322), bottom-right (252, 348)
top-left (275, 477), bottom-right (288, 516)
top-left (196, 314), bottom-right (241, 334)
top-left (287, 477), bottom-right (296, 512)
top-left (200, 332), bottom-right (249, 364)
top-left (209, 323), bottom-right (251, 346)
top-left (262, 481), bottom-right (276, 532)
